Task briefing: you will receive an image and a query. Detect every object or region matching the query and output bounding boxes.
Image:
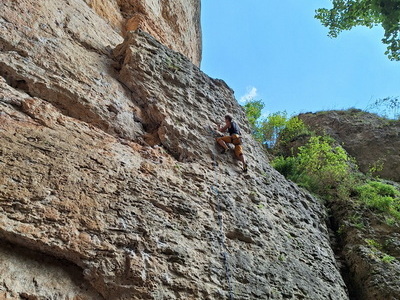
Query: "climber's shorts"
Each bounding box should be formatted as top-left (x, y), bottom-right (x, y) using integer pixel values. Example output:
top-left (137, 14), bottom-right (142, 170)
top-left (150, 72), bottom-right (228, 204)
top-left (216, 135), bottom-right (243, 158)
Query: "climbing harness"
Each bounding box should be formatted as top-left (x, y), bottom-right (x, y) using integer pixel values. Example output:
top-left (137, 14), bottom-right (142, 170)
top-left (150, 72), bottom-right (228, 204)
top-left (207, 124), bottom-right (247, 173)
top-left (231, 134), bottom-right (242, 146)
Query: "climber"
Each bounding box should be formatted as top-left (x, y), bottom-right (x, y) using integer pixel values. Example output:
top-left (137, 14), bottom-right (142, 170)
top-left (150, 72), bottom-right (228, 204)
top-left (216, 115), bottom-right (248, 172)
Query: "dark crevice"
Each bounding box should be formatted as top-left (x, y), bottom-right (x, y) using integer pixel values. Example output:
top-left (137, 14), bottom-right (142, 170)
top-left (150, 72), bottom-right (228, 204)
top-left (116, 0), bottom-right (145, 19)
top-left (325, 204), bottom-right (360, 300)
top-left (0, 37), bottom-right (30, 58)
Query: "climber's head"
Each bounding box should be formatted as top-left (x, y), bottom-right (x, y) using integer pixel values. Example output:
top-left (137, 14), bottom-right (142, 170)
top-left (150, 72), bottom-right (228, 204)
top-left (225, 115), bottom-right (233, 124)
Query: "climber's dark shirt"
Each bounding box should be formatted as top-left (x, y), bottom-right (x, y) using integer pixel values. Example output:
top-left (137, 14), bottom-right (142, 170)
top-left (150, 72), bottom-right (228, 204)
top-left (228, 121), bottom-right (241, 136)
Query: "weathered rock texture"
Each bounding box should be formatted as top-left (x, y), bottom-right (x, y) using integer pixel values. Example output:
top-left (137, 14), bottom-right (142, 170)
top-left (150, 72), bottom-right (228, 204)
top-left (298, 110), bottom-right (400, 182)
top-left (0, 241), bottom-right (103, 299)
top-left (281, 110), bottom-right (400, 300)
top-left (83, 0), bottom-right (202, 66)
top-left (328, 195), bottom-right (400, 300)
top-left (1, 0), bottom-right (349, 299)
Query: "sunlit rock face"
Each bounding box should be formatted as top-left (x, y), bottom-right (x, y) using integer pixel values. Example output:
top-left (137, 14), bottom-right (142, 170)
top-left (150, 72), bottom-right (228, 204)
top-left (1, 0), bottom-right (349, 299)
top-left (84, 0), bottom-right (202, 66)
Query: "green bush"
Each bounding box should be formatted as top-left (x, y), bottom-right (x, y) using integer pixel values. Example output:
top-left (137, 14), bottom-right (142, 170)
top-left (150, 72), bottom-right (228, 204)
top-left (243, 99), bottom-right (264, 142)
top-left (296, 136), bottom-right (353, 194)
top-left (271, 156), bottom-right (298, 178)
top-left (272, 135), bottom-right (354, 195)
top-left (242, 103), bottom-right (310, 149)
top-left (278, 116), bottom-right (310, 145)
top-left (260, 111), bottom-right (288, 147)
top-left (381, 255), bottom-right (396, 264)
top-left (356, 181), bottom-right (400, 219)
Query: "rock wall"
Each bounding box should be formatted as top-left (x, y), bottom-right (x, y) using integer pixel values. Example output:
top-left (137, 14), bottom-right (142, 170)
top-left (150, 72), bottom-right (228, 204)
top-left (279, 110), bottom-right (400, 299)
top-left (0, 241), bottom-right (103, 299)
top-left (298, 110), bottom-right (400, 182)
top-left (328, 196), bottom-right (400, 300)
top-left (1, 0), bottom-right (348, 299)
top-left (83, 0), bottom-right (202, 66)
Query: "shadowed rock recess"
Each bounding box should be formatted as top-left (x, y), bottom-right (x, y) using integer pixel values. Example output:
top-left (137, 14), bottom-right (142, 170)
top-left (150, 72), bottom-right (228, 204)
top-left (1, 1), bottom-right (349, 299)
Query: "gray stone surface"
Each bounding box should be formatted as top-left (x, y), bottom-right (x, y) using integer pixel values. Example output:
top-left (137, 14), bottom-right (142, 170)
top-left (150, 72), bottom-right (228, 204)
top-left (1, 1), bottom-right (349, 299)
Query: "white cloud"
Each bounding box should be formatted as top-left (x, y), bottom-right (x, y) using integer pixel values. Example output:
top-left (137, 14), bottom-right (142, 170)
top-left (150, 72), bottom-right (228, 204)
top-left (239, 86), bottom-right (258, 104)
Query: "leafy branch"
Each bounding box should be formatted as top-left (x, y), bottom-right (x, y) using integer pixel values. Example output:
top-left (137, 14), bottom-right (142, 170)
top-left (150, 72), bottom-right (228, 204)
top-left (315, 0), bottom-right (400, 60)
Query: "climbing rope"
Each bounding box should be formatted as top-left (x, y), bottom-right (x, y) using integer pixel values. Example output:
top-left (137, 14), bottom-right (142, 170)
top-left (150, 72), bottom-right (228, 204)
top-left (209, 150), bottom-right (235, 300)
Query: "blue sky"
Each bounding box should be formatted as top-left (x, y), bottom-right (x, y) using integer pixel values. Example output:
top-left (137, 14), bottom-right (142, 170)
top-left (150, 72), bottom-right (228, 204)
top-left (200, 0), bottom-right (400, 118)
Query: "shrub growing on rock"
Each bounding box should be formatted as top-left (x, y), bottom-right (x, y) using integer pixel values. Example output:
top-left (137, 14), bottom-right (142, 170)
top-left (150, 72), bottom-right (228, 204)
top-left (272, 135), bottom-right (354, 195)
top-left (355, 181), bottom-right (400, 220)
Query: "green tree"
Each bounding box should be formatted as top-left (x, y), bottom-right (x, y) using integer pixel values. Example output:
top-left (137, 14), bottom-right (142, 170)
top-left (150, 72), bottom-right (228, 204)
top-left (243, 99), bottom-right (264, 128)
top-left (260, 111), bottom-right (288, 147)
top-left (273, 136), bottom-right (354, 194)
top-left (243, 99), bottom-right (264, 141)
top-left (315, 0), bottom-right (400, 60)
top-left (278, 116), bottom-right (310, 146)
top-left (297, 136), bottom-right (352, 186)
top-left (243, 104), bottom-right (309, 148)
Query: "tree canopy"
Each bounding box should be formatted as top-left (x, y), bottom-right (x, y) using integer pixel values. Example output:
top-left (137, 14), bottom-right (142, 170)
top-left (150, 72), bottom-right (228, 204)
top-left (315, 0), bottom-right (400, 60)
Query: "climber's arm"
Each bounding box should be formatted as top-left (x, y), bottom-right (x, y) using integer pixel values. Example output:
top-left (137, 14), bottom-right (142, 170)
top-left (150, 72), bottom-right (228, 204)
top-left (217, 124), bottom-right (229, 133)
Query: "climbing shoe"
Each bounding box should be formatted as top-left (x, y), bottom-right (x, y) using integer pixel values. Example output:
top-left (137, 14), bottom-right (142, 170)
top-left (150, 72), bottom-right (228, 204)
top-left (221, 148), bottom-right (228, 154)
top-left (243, 163), bottom-right (248, 173)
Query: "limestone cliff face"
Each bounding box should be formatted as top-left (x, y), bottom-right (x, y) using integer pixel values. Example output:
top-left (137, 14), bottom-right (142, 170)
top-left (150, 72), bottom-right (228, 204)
top-left (1, 1), bottom-right (348, 299)
top-left (278, 110), bottom-right (400, 300)
top-left (83, 0), bottom-right (202, 66)
top-left (298, 110), bottom-right (400, 182)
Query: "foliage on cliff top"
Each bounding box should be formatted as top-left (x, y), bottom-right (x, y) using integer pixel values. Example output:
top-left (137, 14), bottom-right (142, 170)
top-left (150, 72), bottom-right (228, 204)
top-left (243, 100), bottom-right (310, 148)
top-left (243, 101), bottom-right (400, 221)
